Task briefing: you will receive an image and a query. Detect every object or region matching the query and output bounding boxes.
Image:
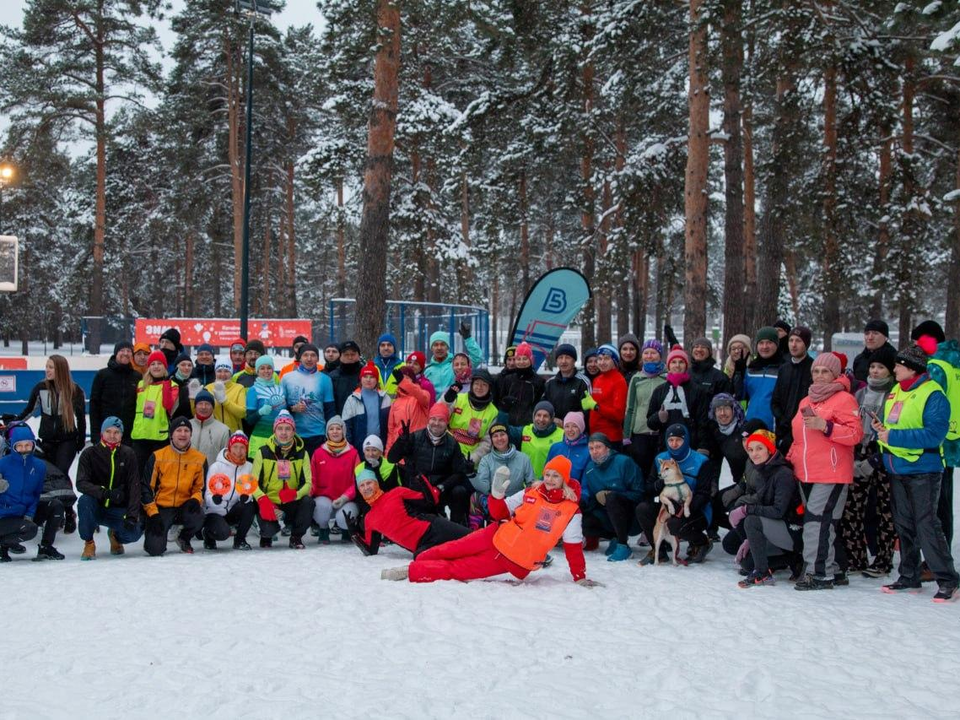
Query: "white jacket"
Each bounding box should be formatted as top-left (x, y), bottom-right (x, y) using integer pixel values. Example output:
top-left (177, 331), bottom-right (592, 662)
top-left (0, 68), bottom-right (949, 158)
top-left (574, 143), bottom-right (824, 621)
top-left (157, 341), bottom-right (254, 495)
top-left (204, 449), bottom-right (253, 516)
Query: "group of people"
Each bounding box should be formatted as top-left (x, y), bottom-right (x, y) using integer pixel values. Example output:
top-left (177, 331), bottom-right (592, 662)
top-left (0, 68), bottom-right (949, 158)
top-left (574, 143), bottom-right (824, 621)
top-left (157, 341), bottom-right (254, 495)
top-left (1, 318), bottom-right (957, 602)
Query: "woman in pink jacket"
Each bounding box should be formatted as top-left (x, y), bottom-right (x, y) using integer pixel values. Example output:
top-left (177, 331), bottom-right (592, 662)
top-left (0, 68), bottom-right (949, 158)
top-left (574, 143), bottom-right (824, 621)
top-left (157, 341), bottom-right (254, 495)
top-left (787, 352), bottom-right (863, 591)
top-left (310, 416), bottom-right (361, 543)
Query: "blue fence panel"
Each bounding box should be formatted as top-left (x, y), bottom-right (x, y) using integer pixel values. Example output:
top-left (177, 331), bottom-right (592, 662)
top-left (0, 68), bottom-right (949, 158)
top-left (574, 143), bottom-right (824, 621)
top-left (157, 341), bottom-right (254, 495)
top-left (0, 371), bottom-right (98, 441)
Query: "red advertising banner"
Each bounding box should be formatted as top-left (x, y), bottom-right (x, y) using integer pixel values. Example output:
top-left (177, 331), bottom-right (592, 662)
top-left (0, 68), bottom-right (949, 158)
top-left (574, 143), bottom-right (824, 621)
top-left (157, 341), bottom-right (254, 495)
top-left (135, 319), bottom-right (312, 349)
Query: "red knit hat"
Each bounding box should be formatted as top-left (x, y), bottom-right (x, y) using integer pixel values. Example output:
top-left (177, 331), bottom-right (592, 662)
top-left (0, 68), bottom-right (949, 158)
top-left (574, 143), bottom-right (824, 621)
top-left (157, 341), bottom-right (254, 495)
top-left (406, 351), bottom-right (426, 369)
top-left (666, 347), bottom-right (690, 369)
top-left (359, 361), bottom-right (379, 380)
top-left (146, 350), bottom-right (167, 368)
top-left (516, 342), bottom-right (534, 360)
top-left (745, 429), bottom-right (777, 456)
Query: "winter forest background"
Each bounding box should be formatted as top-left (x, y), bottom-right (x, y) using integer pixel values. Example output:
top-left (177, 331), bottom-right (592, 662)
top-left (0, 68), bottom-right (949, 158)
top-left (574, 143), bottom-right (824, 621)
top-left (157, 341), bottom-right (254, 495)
top-left (3, 0), bottom-right (960, 358)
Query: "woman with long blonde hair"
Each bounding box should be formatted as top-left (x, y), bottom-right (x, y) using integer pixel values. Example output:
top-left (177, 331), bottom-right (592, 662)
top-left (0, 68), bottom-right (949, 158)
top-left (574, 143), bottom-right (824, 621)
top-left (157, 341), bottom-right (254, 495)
top-left (17, 354), bottom-right (87, 475)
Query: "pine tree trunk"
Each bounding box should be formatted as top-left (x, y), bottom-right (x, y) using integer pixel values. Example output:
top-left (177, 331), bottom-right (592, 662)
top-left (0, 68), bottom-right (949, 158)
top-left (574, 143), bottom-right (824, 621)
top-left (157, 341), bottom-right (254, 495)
top-left (579, 1), bottom-right (596, 352)
top-left (597, 178), bottom-right (613, 343)
top-left (519, 169), bottom-right (530, 295)
top-left (227, 36), bottom-right (244, 311)
top-left (872, 123), bottom-right (893, 319)
top-left (184, 229), bottom-right (195, 316)
top-left (683, 0), bottom-right (709, 346)
top-left (89, 20), bottom-right (107, 353)
top-left (355, 0), bottom-right (401, 353)
top-left (425, 157), bottom-right (440, 306)
top-left (948, 126), bottom-right (960, 340)
top-left (336, 178), bottom-right (347, 330)
top-left (742, 102), bottom-right (758, 332)
top-left (286, 159), bottom-right (297, 317)
top-left (720, 0), bottom-right (745, 351)
top-left (261, 215), bottom-right (271, 315)
top-left (897, 55), bottom-right (918, 348)
top-left (821, 44), bottom-right (840, 350)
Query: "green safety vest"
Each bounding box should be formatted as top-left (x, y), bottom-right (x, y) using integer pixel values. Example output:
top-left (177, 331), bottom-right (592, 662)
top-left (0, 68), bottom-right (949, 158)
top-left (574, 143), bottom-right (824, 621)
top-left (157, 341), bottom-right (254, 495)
top-left (878, 379), bottom-right (945, 463)
top-left (928, 359), bottom-right (960, 442)
top-left (131, 382), bottom-right (170, 441)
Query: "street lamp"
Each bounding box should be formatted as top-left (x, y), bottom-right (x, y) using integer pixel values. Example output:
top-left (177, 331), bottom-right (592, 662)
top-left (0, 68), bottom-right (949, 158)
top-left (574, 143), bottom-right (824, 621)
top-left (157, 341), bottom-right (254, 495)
top-left (234, 0), bottom-right (274, 340)
top-left (0, 163), bottom-right (14, 233)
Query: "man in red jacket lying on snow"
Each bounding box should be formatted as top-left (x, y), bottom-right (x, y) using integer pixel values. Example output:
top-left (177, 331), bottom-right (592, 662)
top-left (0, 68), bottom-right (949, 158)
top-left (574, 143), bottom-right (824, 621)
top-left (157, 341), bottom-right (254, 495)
top-left (381, 456), bottom-right (602, 587)
top-left (344, 469), bottom-right (471, 556)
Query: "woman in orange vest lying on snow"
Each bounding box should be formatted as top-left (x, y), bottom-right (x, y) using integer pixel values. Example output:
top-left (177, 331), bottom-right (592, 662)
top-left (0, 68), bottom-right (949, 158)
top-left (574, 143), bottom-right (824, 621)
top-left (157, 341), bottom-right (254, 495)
top-left (380, 455), bottom-right (602, 587)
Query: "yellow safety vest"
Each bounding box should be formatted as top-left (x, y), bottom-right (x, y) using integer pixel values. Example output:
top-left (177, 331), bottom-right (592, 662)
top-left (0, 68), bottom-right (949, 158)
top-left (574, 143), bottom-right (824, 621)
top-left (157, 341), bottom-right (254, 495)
top-left (131, 382), bottom-right (171, 441)
top-left (878, 379), bottom-right (945, 463)
top-left (928, 358), bottom-right (960, 442)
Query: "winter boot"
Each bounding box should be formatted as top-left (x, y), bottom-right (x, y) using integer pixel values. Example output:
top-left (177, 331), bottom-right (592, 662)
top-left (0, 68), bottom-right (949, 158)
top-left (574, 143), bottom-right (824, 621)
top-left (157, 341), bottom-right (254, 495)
top-left (34, 544), bottom-right (65, 561)
top-left (685, 541), bottom-right (713, 564)
top-left (81, 540), bottom-right (96, 561)
top-left (604, 539), bottom-right (619, 557)
top-left (787, 554), bottom-right (805, 582)
top-left (833, 571), bottom-right (849, 587)
top-left (381, 566), bottom-right (409, 581)
top-left (541, 553), bottom-right (554, 568)
top-left (203, 531), bottom-right (217, 551)
top-left (862, 564), bottom-right (891, 579)
top-left (881, 579), bottom-right (922, 594)
top-left (281, 523), bottom-right (293, 537)
top-left (233, 537), bottom-right (252, 551)
top-left (63, 508), bottom-right (77, 535)
top-left (794, 574), bottom-right (834, 591)
top-left (289, 535), bottom-right (305, 550)
top-left (341, 529), bottom-right (352, 543)
top-left (310, 522), bottom-right (320, 537)
top-left (8, 543), bottom-right (26, 555)
top-left (607, 544), bottom-right (633, 562)
top-left (317, 529), bottom-right (330, 544)
top-left (933, 586), bottom-right (958, 604)
top-left (638, 548), bottom-right (671, 566)
top-left (176, 534), bottom-right (194, 554)
top-left (0, 546), bottom-right (10, 563)
top-left (108, 530), bottom-right (125, 556)
top-left (582, 536), bottom-right (600, 552)
top-left (738, 569), bottom-right (775, 588)
top-left (259, 537), bottom-right (273, 549)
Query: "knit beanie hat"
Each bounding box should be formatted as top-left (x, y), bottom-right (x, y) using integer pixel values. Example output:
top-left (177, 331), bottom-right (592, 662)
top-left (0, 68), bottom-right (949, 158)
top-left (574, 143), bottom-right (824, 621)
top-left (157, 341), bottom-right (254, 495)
top-left (666, 347), bottom-right (690, 369)
top-left (864, 319), bottom-right (889, 337)
top-left (169, 416), bottom-right (192, 434)
top-left (255, 355), bottom-right (275, 371)
top-left (542, 455), bottom-right (572, 485)
top-left (588, 432), bottom-right (612, 448)
top-left (146, 350), bottom-right (167, 368)
top-left (357, 468), bottom-right (378, 484)
top-left (755, 327), bottom-right (779, 346)
top-left (789, 326), bottom-right (812, 350)
top-left (363, 435), bottom-right (384, 452)
top-left (273, 410), bottom-right (296, 432)
top-left (406, 351), bottom-right (426, 369)
top-left (215, 356), bottom-right (232, 372)
top-left (911, 320), bottom-right (946, 345)
top-left (101, 416), bottom-right (124, 435)
top-left (113, 340), bottom-right (133, 354)
top-left (516, 342), bottom-right (534, 360)
top-left (488, 422), bottom-right (508, 438)
top-left (562, 411), bottom-right (586, 435)
top-left (174, 352), bottom-right (192, 367)
top-left (554, 343), bottom-right (577, 361)
top-left (245, 339), bottom-right (266, 355)
top-left (359, 362), bottom-right (379, 380)
top-left (811, 351), bottom-right (841, 379)
top-left (503, 346), bottom-right (517, 359)
top-left (298, 343), bottom-right (320, 359)
top-left (194, 389), bottom-right (214, 406)
top-left (428, 403), bottom-right (450, 423)
top-left (597, 344), bottom-right (619, 363)
top-left (745, 429), bottom-right (777, 456)
top-left (228, 431), bottom-right (249, 449)
top-left (428, 331), bottom-right (450, 349)
top-left (869, 344), bottom-right (897, 375)
top-left (471, 368), bottom-right (494, 386)
top-left (325, 414), bottom-right (345, 430)
top-left (692, 337), bottom-right (713, 352)
top-left (339, 340), bottom-right (361, 355)
top-left (534, 400), bottom-right (555, 420)
top-left (773, 320), bottom-right (791, 334)
top-left (665, 423), bottom-right (688, 441)
top-left (896, 344), bottom-right (929, 374)
top-left (197, 343), bottom-right (215, 356)
top-left (642, 339), bottom-right (664, 357)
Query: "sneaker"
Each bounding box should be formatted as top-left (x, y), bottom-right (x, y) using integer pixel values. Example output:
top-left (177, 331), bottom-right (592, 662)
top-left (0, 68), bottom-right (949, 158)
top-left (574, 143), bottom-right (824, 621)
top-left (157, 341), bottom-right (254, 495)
top-left (34, 544), bottom-right (65, 561)
top-left (583, 536), bottom-right (600, 552)
top-left (685, 541), bottom-right (713, 564)
top-left (8, 543), bottom-right (26, 555)
top-left (289, 536), bottom-right (305, 550)
top-left (259, 537), bottom-right (273, 549)
top-left (176, 536), bottom-right (194, 554)
top-left (881, 579), bottom-right (922, 594)
top-left (920, 562), bottom-right (935, 583)
top-left (108, 530), bottom-right (125, 556)
top-left (636, 533), bottom-right (650, 548)
top-left (63, 508), bottom-right (77, 534)
top-left (233, 538), bottom-right (252, 551)
top-left (794, 574), bottom-right (834, 591)
top-left (933, 587), bottom-right (958, 604)
top-left (317, 529), bottom-right (330, 545)
top-left (0, 547), bottom-right (10, 563)
top-left (707, 529), bottom-right (721, 543)
top-left (604, 539), bottom-right (619, 557)
top-left (834, 572), bottom-right (849, 587)
top-left (607, 544), bottom-right (633, 562)
top-left (738, 569), bottom-right (775, 588)
top-left (862, 565), bottom-right (890, 579)
top-left (81, 540), bottom-right (96, 561)
top-left (381, 566), bottom-right (409, 581)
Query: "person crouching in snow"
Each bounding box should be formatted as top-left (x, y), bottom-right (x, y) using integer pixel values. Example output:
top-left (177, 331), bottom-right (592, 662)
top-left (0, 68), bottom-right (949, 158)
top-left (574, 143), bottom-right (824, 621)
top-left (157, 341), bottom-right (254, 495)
top-left (309, 415), bottom-right (361, 543)
top-left (202, 431), bottom-right (257, 551)
top-left (344, 469), bottom-right (471, 556)
top-left (381, 456), bottom-right (602, 587)
top-left (0, 424), bottom-right (60, 562)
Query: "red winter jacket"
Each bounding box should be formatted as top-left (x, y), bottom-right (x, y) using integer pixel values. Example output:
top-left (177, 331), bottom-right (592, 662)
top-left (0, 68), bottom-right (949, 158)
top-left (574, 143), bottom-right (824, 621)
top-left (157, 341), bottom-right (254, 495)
top-left (386, 377), bottom-right (433, 453)
top-left (589, 369), bottom-right (628, 443)
top-left (786, 376), bottom-right (863, 485)
top-left (362, 481), bottom-right (441, 552)
top-left (310, 444), bottom-right (361, 499)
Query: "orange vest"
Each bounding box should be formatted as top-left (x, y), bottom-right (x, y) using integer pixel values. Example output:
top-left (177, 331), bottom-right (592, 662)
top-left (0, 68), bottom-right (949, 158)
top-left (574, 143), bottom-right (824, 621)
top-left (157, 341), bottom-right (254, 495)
top-left (492, 488), bottom-right (579, 570)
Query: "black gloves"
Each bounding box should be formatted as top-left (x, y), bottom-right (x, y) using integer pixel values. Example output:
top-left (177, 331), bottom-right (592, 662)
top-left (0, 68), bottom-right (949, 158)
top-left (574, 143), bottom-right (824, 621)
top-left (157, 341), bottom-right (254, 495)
top-left (734, 356), bottom-right (747, 374)
top-left (664, 324), bottom-right (680, 348)
top-left (122, 515), bottom-right (138, 531)
top-left (239, 494), bottom-right (250, 504)
top-left (146, 514), bottom-right (165, 535)
top-left (459, 322), bottom-right (472, 339)
top-left (443, 383), bottom-right (461, 403)
top-left (183, 498), bottom-right (201, 513)
top-left (103, 487), bottom-right (124, 503)
top-left (391, 367), bottom-right (404, 383)
top-left (212, 494), bottom-right (223, 505)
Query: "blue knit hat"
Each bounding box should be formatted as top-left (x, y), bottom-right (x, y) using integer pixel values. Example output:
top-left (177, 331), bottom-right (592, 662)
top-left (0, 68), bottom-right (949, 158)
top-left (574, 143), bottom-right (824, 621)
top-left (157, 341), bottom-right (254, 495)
top-left (597, 344), bottom-right (619, 363)
top-left (101, 416), bottom-right (124, 435)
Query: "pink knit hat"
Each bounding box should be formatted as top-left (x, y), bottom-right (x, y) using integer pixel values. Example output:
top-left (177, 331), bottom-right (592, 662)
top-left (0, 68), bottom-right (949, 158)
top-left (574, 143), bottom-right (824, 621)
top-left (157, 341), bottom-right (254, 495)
top-left (515, 342), bottom-right (534, 360)
top-left (666, 347), bottom-right (690, 369)
top-left (811, 352), bottom-right (841, 379)
top-left (562, 412), bottom-right (586, 435)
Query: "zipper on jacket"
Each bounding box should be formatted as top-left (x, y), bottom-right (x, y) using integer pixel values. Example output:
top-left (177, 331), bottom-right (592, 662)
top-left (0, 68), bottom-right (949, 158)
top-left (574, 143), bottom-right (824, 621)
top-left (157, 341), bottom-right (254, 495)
top-left (105, 446), bottom-right (116, 508)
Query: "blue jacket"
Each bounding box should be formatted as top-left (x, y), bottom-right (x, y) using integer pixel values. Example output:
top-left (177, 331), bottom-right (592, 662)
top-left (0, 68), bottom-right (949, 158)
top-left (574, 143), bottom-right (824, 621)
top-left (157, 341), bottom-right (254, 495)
top-left (373, 333), bottom-right (403, 382)
top-left (927, 339), bottom-right (960, 468)
top-left (653, 424), bottom-right (711, 524)
top-left (341, 388), bottom-right (392, 454)
top-left (281, 364), bottom-right (336, 439)
top-left (0, 426), bottom-right (47, 519)
top-left (546, 434), bottom-right (591, 483)
top-left (736, 357), bottom-right (782, 430)
top-left (582, 449), bottom-right (643, 510)
top-left (881, 374), bottom-right (951, 476)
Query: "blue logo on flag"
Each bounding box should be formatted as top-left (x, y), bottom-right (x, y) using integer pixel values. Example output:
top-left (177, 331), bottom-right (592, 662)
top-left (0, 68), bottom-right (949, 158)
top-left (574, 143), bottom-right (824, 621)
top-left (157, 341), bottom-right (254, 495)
top-left (542, 288), bottom-right (567, 314)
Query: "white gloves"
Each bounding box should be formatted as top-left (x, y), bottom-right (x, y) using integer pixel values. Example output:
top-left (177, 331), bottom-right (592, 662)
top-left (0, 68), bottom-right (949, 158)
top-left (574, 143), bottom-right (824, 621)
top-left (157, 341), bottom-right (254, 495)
top-left (213, 381), bottom-right (227, 403)
top-left (491, 466), bottom-right (511, 499)
top-left (187, 379), bottom-right (202, 399)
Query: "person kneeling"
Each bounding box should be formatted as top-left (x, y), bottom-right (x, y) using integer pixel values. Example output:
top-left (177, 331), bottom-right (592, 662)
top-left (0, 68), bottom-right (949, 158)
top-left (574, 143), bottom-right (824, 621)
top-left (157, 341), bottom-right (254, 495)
top-left (581, 432), bottom-right (644, 562)
top-left (345, 469), bottom-right (471, 556)
top-left (381, 457), bottom-right (601, 587)
top-left (252, 411), bottom-right (315, 549)
top-left (76, 417), bottom-right (143, 559)
top-left (142, 416), bottom-right (207, 556)
top-left (0, 425), bottom-right (58, 562)
top-left (203, 431), bottom-right (257, 550)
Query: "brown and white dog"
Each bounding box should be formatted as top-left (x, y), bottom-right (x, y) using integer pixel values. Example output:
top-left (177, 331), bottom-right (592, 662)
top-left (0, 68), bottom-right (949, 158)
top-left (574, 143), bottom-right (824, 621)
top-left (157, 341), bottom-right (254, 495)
top-left (654, 458), bottom-right (693, 566)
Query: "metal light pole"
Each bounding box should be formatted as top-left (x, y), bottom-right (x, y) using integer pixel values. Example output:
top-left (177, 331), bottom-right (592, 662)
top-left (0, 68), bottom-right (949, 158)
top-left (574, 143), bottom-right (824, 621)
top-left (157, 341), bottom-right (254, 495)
top-left (0, 163), bottom-right (14, 234)
top-left (235, 0), bottom-right (273, 340)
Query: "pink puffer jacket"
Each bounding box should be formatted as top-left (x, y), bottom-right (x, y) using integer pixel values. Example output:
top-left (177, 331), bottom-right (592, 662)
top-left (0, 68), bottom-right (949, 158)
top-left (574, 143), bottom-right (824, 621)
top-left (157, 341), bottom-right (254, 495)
top-left (786, 376), bottom-right (864, 484)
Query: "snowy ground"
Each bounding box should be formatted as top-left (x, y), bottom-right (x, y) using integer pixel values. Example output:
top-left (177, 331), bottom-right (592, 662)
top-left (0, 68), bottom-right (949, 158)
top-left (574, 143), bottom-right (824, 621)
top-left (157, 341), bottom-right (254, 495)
top-left (2, 507), bottom-right (958, 719)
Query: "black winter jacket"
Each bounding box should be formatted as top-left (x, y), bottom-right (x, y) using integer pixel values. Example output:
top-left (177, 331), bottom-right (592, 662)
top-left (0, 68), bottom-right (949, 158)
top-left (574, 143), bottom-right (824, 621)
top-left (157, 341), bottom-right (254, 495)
top-left (17, 381), bottom-right (87, 448)
top-left (497, 366), bottom-right (546, 426)
top-left (75, 442), bottom-right (142, 520)
top-left (542, 371), bottom-right (591, 424)
top-left (689, 357), bottom-right (733, 400)
top-left (89, 356), bottom-right (141, 446)
top-left (770, 355), bottom-right (813, 451)
top-left (387, 428), bottom-right (473, 488)
top-left (646, 380), bottom-right (711, 451)
top-left (739, 453), bottom-right (801, 523)
top-left (329, 361), bottom-right (362, 415)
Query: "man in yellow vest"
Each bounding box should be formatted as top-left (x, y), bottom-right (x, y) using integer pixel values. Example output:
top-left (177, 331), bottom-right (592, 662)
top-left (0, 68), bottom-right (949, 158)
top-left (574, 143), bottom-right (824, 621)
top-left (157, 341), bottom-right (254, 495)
top-left (911, 322), bottom-right (960, 547)
top-left (874, 343), bottom-right (958, 603)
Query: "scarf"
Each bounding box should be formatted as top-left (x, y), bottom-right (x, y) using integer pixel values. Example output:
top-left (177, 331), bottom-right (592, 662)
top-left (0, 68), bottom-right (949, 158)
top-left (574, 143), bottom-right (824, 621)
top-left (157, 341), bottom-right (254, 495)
top-left (324, 437), bottom-right (349, 454)
top-left (363, 486), bottom-right (384, 506)
top-left (468, 390), bottom-right (492, 410)
top-left (532, 422), bottom-right (557, 438)
top-left (642, 361), bottom-right (665, 376)
top-left (102, 440), bottom-right (120, 451)
top-left (808, 380), bottom-right (845, 403)
top-left (427, 428), bottom-right (447, 445)
top-left (493, 445), bottom-right (517, 461)
top-left (666, 372), bottom-right (690, 388)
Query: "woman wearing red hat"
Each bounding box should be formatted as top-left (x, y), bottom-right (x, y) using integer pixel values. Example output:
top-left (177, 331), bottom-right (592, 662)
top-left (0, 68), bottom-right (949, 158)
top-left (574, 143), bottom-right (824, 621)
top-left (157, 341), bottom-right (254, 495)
top-left (385, 352), bottom-right (435, 453)
top-left (131, 351), bottom-right (181, 475)
top-left (381, 456), bottom-right (601, 586)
